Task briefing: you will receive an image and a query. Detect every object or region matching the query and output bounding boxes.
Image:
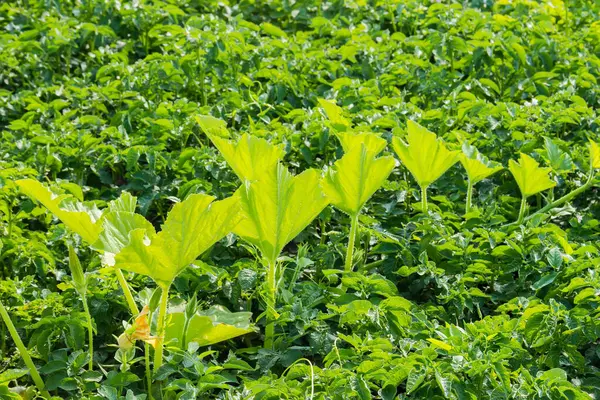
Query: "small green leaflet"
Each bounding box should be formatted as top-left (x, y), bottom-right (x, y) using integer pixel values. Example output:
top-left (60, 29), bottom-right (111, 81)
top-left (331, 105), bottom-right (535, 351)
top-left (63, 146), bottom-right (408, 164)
top-left (322, 136), bottom-right (394, 217)
top-left (508, 153), bottom-right (556, 198)
top-left (392, 120), bottom-right (460, 189)
top-left (543, 137), bottom-right (573, 172)
top-left (196, 115), bottom-right (285, 182)
top-left (460, 143), bottom-right (503, 184)
top-left (234, 164), bottom-right (329, 263)
top-left (115, 194), bottom-right (242, 288)
top-left (318, 98), bottom-right (351, 131)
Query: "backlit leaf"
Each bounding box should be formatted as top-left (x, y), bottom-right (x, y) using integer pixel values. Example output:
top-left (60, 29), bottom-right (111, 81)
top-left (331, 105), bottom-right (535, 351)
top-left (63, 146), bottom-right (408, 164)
top-left (589, 139), bottom-right (600, 169)
top-left (16, 179), bottom-right (102, 244)
top-left (115, 194), bottom-right (242, 287)
top-left (392, 120), bottom-right (460, 188)
top-left (460, 143), bottom-right (503, 184)
top-left (508, 153), bottom-right (556, 198)
top-left (322, 140), bottom-right (395, 216)
top-left (318, 98), bottom-right (351, 131)
top-left (234, 164), bottom-right (328, 263)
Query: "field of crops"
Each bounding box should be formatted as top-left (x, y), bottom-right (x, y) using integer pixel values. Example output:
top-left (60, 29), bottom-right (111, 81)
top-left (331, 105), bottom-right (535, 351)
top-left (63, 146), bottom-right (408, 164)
top-left (1, 0), bottom-right (600, 399)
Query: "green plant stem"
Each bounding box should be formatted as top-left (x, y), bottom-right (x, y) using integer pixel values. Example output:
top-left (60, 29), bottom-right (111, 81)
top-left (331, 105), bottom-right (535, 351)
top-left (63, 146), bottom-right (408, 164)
top-left (0, 301), bottom-right (50, 399)
top-left (345, 214), bottom-right (359, 272)
top-left (153, 285), bottom-right (170, 374)
top-left (516, 196), bottom-right (528, 224)
top-left (421, 186), bottom-right (428, 213)
top-left (81, 294), bottom-right (94, 371)
top-left (145, 342), bottom-right (153, 399)
top-left (115, 268), bottom-right (139, 315)
top-left (465, 181), bottom-right (473, 215)
top-left (264, 259), bottom-right (277, 349)
top-left (525, 170), bottom-right (595, 222)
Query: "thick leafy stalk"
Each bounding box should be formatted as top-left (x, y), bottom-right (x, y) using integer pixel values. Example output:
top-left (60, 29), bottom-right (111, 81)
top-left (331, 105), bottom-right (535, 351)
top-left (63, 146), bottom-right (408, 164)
top-left (81, 294), bottom-right (94, 371)
top-left (115, 268), bottom-right (139, 315)
top-left (0, 301), bottom-right (50, 399)
top-left (517, 196), bottom-right (528, 224)
top-left (153, 285), bottom-right (170, 373)
top-left (345, 214), bottom-right (359, 272)
top-left (465, 181), bottom-right (473, 215)
top-left (264, 259), bottom-right (277, 349)
top-left (421, 186), bottom-right (428, 213)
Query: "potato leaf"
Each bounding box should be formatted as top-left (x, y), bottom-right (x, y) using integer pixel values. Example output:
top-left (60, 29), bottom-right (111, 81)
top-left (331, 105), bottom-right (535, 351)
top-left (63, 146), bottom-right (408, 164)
top-left (234, 164), bottom-right (328, 263)
top-left (16, 179), bottom-right (103, 244)
top-left (115, 194), bottom-right (242, 288)
top-left (508, 153), bottom-right (556, 198)
top-left (392, 120), bottom-right (460, 188)
top-left (460, 143), bottom-right (503, 184)
top-left (322, 141), bottom-right (395, 216)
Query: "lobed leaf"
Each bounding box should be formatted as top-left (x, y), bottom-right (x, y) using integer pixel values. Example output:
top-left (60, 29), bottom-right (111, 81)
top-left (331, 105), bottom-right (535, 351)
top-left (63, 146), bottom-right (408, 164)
top-left (508, 153), bottom-right (556, 198)
top-left (460, 143), bottom-right (503, 184)
top-left (392, 120), bottom-right (460, 188)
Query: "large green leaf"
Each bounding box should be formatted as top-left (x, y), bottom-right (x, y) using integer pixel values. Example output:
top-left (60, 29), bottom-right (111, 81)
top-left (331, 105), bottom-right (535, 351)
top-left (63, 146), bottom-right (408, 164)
top-left (460, 143), bottom-right (503, 184)
top-left (322, 141), bottom-right (395, 216)
top-left (336, 131), bottom-right (388, 154)
top-left (391, 120), bottom-right (460, 188)
top-left (508, 153), bottom-right (556, 198)
top-left (234, 164), bottom-right (329, 263)
top-left (114, 194), bottom-right (242, 287)
top-left (589, 139), bottom-right (600, 169)
top-left (165, 306), bottom-right (254, 348)
top-left (16, 179), bottom-right (102, 244)
top-left (196, 115), bottom-right (285, 182)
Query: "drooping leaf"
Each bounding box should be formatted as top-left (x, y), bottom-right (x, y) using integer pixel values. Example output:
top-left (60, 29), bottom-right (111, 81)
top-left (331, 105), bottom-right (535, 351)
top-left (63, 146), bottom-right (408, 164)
top-left (197, 116), bottom-right (285, 182)
top-left (508, 153), bottom-right (556, 198)
top-left (318, 98), bottom-right (351, 131)
top-left (16, 179), bottom-right (102, 244)
top-left (543, 137), bottom-right (573, 172)
top-left (166, 306), bottom-right (253, 347)
top-left (322, 143), bottom-right (394, 217)
top-left (391, 120), bottom-right (460, 188)
top-left (589, 139), bottom-right (600, 169)
top-left (234, 164), bottom-right (329, 263)
top-left (114, 194), bottom-right (242, 287)
top-left (460, 143), bottom-right (503, 184)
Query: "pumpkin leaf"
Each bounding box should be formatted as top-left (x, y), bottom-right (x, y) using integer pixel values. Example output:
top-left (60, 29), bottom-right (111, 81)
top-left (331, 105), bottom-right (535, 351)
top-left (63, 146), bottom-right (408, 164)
top-left (392, 120), bottom-right (460, 189)
top-left (589, 139), bottom-right (600, 169)
top-left (318, 98), bottom-right (352, 131)
top-left (508, 153), bottom-right (556, 198)
top-left (460, 143), bottom-right (503, 184)
top-left (114, 194), bottom-right (242, 288)
top-left (234, 164), bottom-right (329, 263)
top-left (322, 140), bottom-right (395, 217)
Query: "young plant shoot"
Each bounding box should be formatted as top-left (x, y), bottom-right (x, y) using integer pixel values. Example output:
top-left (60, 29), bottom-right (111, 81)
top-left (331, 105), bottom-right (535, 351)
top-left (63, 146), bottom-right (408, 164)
top-left (392, 121), bottom-right (460, 213)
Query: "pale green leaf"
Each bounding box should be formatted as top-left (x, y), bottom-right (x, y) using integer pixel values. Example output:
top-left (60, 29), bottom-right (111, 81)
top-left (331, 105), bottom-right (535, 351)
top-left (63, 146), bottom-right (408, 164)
top-left (114, 194), bottom-right (242, 287)
top-left (194, 115), bottom-right (230, 138)
top-left (166, 306), bottom-right (253, 347)
top-left (68, 245), bottom-right (86, 295)
top-left (589, 139), bottom-right (600, 169)
top-left (336, 131), bottom-right (387, 154)
top-left (322, 143), bottom-right (394, 216)
top-left (508, 153), bottom-right (556, 198)
top-left (460, 143), bottom-right (503, 184)
top-left (234, 164), bottom-right (328, 263)
top-left (318, 98), bottom-right (351, 131)
top-left (16, 179), bottom-right (102, 244)
top-left (391, 120), bottom-right (460, 188)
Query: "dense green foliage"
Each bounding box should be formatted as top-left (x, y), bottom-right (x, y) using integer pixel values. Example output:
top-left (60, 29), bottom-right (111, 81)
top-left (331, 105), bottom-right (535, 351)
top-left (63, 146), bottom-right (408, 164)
top-left (2, 0), bottom-right (600, 398)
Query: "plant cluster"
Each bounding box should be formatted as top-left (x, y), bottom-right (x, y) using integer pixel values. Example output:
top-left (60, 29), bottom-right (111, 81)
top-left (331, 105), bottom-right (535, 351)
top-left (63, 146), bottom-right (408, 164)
top-left (1, 0), bottom-right (600, 399)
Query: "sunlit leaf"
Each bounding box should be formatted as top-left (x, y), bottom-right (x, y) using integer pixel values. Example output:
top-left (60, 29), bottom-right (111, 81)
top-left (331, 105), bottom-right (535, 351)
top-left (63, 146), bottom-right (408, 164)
top-left (115, 194), bottom-right (242, 287)
top-left (544, 137), bottom-right (573, 172)
top-left (508, 153), bottom-right (556, 198)
top-left (391, 120), bottom-right (460, 188)
top-left (16, 179), bottom-right (102, 244)
top-left (234, 164), bottom-right (328, 263)
top-left (460, 143), bottom-right (503, 184)
top-left (589, 139), bottom-right (600, 169)
top-left (196, 116), bottom-right (285, 182)
top-left (166, 306), bottom-right (254, 347)
top-left (335, 131), bottom-right (387, 154)
top-left (318, 98), bottom-right (351, 131)
top-left (322, 141), bottom-right (395, 216)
